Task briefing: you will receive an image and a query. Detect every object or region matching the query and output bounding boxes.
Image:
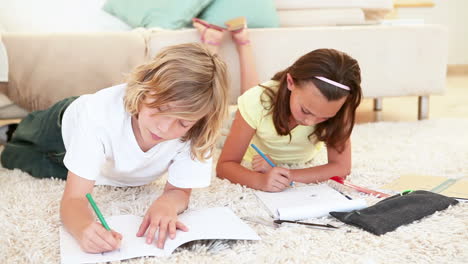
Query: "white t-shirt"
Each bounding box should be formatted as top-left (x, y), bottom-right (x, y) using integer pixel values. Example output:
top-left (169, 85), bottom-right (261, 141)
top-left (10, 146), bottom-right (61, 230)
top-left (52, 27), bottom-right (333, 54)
top-left (61, 84), bottom-right (212, 188)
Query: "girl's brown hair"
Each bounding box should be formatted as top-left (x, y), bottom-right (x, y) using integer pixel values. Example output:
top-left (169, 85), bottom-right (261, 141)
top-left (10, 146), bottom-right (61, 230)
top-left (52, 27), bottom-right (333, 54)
top-left (262, 48), bottom-right (362, 153)
top-left (124, 43), bottom-right (229, 161)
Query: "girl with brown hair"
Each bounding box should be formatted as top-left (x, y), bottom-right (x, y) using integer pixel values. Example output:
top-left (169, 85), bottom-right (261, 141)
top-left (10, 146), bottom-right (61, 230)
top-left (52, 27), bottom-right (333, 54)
top-left (216, 47), bottom-right (363, 193)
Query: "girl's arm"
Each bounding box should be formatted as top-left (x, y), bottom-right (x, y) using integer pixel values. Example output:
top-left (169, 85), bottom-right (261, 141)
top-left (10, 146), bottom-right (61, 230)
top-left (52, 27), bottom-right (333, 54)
top-left (217, 111), bottom-right (291, 192)
top-left (290, 139), bottom-right (352, 183)
top-left (60, 171), bottom-right (122, 253)
top-left (136, 182), bottom-right (191, 249)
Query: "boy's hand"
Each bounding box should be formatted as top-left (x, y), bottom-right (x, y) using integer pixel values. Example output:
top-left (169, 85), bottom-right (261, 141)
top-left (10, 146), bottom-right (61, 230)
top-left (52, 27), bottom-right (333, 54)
top-left (136, 201), bottom-right (189, 249)
top-left (78, 222), bottom-right (122, 253)
top-left (260, 167), bottom-right (291, 192)
top-left (252, 154), bottom-right (274, 173)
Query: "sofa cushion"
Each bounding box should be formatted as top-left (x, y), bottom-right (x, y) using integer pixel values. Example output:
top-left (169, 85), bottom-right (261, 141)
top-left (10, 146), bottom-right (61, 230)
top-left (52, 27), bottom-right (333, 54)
top-left (199, 0), bottom-right (279, 28)
top-left (0, 93), bottom-right (28, 119)
top-left (148, 25), bottom-right (447, 103)
top-left (0, 0), bottom-right (131, 33)
top-left (274, 0), bottom-right (393, 10)
top-left (277, 8), bottom-right (365, 27)
top-left (2, 25), bottom-right (448, 111)
top-left (3, 31), bottom-right (148, 111)
top-left (103, 0), bottom-right (213, 29)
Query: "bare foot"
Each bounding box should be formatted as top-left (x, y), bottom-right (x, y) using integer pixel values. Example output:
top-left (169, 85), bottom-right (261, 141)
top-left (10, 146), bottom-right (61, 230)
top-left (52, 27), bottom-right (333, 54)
top-left (225, 17), bottom-right (251, 48)
top-left (231, 28), bottom-right (251, 48)
top-left (192, 19), bottom-right (225, 54)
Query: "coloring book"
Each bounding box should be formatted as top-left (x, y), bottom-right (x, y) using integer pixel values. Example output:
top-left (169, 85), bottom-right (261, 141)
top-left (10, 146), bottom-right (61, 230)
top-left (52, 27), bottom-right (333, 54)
top-left (60, 207), bottom-right (260, 263)
top-left (255, 184), bottom-right (367, 221)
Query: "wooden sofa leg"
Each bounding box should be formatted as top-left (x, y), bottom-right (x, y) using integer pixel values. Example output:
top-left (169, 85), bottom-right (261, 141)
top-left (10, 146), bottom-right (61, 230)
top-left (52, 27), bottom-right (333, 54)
top-left (418, 96), bottom-right (429, 120)
top-left (373, 98), bottom-right (383, 111)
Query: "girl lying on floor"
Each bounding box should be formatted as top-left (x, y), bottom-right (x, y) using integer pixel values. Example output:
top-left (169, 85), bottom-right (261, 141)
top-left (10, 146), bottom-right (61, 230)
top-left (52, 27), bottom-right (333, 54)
top-left (208, 17), bottom-right (364, 192)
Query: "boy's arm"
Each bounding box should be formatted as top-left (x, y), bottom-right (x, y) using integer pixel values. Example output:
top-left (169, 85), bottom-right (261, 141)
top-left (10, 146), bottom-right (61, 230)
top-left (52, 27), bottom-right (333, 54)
top-left (60, 171), bottom-right (121, 253)
top-left (137, 182), bottom-right (191, 248)
top-left (159, 182), bottom-right (192, 214)
top-left (290, 139), bottom-right (352, 183)
top-left (60, 171), bottom-right (96, 237)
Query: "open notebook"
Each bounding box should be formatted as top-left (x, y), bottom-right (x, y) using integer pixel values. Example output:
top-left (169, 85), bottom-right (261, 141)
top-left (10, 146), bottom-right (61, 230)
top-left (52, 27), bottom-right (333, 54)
top-left (255, 184), bottom-right (367, 221)
top-left (60, 207), bottom-right (260, 264)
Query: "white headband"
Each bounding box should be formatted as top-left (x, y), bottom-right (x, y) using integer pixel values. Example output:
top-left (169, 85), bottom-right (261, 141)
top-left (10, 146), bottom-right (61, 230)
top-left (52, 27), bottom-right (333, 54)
top-left (315, 76), bottom-right (350, 91)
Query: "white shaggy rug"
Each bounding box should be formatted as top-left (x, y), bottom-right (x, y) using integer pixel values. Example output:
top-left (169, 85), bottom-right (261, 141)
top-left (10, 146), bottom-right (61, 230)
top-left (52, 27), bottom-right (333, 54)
top-left (1, 118), bottom-right (468, 264)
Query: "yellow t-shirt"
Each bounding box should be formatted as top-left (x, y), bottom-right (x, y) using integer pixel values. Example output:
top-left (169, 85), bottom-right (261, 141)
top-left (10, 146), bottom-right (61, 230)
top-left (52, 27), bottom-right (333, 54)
top-left (237, 80), bottom-right (324, 164)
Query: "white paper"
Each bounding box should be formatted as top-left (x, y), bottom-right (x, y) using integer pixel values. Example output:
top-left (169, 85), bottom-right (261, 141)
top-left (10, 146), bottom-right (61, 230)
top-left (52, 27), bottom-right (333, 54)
top-left (255, 184), bottom-right (367, 220)
top-left (60, 207), bottom-right (260, 264)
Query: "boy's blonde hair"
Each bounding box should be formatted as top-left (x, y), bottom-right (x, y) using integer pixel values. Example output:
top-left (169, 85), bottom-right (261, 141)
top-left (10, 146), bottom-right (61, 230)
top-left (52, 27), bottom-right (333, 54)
top-left (124, 43), bottom-right (229, 161)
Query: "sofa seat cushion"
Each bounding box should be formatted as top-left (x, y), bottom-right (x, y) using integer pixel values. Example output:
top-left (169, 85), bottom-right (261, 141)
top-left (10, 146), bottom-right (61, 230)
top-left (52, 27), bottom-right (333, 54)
top-left (274, 0), bottom-right (393, 10)
top-left (149, 25), bottom-right (447, 103)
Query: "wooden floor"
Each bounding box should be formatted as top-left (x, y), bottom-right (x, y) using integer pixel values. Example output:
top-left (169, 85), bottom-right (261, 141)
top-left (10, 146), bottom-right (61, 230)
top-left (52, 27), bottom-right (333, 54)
top-left (356, 73), bottom-right (468, 123)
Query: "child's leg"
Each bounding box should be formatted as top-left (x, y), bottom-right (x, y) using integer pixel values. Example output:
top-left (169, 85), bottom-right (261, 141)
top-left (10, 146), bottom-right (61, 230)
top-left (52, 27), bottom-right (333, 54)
top-left (235, 35), bottom-right (259, 95)
top-left (1, 143), bottom-right (68, 179)
top-left (192, 17), bottom-right (259, 94)
top-left (0, 97), bottom-right (77, 180)
top-left (192, 18), bottom-right (226, 54)
top-left (226, 17), bottom-right (259, 94)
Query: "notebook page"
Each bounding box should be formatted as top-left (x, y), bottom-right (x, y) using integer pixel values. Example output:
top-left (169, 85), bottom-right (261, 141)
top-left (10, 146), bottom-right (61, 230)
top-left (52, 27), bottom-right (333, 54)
top-left (164, 207), bottom-right (261, 254)
top-left (277, 199), bottom-right (367, 220)
top-left (255, 184), bottom-right (367, 220)
top-left (60, 215), bottom-right (160, 264)
top-left (60, 207), bottom-right (260, 263)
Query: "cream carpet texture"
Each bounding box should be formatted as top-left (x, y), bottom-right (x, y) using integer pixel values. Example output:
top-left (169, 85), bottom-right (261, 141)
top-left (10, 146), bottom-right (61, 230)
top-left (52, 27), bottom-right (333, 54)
top-left (1, 118), bottom-right (467, 263)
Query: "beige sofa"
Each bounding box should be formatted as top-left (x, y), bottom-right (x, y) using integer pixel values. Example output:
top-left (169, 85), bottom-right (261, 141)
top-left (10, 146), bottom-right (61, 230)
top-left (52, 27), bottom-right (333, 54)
top-left (0, 24), bottom-right (448, 120)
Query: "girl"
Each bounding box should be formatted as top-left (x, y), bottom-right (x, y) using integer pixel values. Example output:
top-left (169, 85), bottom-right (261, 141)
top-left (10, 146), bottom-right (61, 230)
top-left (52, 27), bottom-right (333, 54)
top-left (216, 48), bottom-right (362, 192)
top-left (1, 43), bottom-right (229, 252)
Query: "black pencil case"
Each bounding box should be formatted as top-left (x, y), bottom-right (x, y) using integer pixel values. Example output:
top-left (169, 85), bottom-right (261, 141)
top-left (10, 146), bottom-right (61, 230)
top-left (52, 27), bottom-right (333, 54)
top-left (329, 190), bottom-right (459, 235)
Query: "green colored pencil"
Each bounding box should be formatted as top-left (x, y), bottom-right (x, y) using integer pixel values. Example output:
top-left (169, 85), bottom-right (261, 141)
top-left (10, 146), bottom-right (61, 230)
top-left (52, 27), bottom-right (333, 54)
top-left (85, 193), bottom-right (111, 231)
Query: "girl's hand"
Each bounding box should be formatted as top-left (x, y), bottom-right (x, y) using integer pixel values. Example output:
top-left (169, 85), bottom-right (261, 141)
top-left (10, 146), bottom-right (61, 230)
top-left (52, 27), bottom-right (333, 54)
top-left (260, 167), bottom-right (291, 192)
top-left (252, 154), bottom-right (274, 173)
top-left (78, 222), bottom-right (122, 253)
top-left (136, 200), bottom-right (189, 249)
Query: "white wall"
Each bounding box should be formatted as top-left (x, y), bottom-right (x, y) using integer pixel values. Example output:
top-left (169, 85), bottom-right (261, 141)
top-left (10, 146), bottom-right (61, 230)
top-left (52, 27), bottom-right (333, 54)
top-left (397, 0), bottom-right (468, 65)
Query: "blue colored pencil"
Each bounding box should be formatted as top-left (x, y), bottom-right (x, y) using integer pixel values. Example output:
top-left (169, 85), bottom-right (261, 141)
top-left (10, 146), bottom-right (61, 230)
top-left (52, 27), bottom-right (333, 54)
top-left (250, 144), bottom-right (294, 186)
top-left (250, 144), bottom-right (276, 167)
